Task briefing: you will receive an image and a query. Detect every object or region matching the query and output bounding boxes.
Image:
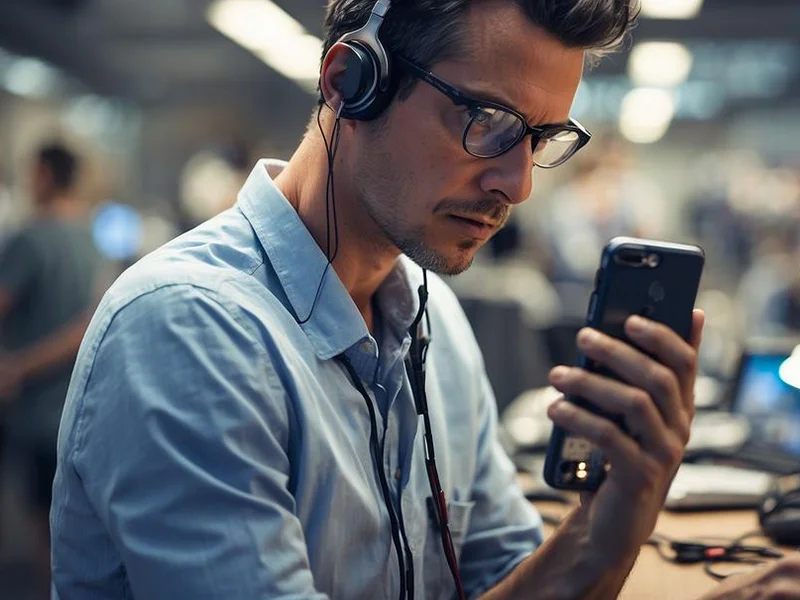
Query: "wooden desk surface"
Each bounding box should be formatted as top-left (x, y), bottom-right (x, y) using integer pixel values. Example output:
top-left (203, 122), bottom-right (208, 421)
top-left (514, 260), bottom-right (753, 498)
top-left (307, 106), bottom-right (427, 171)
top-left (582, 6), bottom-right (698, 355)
top-left (536, 501), bottom-right (795, 600)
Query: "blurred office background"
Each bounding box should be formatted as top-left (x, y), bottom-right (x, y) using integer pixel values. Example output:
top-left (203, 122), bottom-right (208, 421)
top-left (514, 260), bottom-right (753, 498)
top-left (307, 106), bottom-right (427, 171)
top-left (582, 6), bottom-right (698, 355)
top-left (0, 0), bottom-right (798, 597)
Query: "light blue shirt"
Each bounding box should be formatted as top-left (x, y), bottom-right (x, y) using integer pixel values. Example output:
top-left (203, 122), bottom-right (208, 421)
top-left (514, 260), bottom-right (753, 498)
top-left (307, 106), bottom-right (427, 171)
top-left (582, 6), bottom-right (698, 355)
top-left (51, 159), bottom-right (543, 600)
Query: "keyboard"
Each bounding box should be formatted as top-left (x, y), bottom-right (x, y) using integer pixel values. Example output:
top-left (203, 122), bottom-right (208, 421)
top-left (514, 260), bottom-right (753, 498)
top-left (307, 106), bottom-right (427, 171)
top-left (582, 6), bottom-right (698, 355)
top-left (684, 444), bottom-right (800, 476)
top-left (665, 463), bottom-right (775, 511)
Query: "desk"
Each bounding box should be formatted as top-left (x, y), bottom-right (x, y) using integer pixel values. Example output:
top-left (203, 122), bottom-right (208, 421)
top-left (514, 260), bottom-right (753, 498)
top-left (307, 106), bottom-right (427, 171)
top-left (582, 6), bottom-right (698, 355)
top-left (536, 500), bottom-right (791, 600)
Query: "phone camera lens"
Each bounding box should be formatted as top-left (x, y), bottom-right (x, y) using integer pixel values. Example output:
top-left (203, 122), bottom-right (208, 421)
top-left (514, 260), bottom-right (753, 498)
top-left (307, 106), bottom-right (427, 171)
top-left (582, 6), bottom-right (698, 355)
top-left (646, 253), bottom-right (660, 268)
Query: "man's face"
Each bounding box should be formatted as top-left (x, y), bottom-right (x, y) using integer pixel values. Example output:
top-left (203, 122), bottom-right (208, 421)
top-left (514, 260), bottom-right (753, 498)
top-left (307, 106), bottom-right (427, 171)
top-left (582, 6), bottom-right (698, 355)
top-left (351, 0), bottom-right (584, 275)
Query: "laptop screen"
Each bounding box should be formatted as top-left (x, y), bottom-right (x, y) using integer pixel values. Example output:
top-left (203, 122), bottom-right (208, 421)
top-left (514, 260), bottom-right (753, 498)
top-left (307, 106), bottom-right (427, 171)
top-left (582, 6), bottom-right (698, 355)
top-left (733, 349), bottom-right (800, 457)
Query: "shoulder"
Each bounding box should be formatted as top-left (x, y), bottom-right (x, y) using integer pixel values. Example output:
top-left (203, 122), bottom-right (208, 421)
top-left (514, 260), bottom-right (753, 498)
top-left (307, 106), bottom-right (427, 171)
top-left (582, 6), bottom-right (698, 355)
top-left (0, 223), bottom-right (43, 254)
top-left (86, 208), bottom-right (303, 368)
top-left (65, 260), bottom-right (296, 456)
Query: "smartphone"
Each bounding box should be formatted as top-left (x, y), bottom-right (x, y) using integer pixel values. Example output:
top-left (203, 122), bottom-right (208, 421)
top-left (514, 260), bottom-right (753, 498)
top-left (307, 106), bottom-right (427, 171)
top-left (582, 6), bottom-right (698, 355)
top-left (543, 237), bottom-right (705, 491)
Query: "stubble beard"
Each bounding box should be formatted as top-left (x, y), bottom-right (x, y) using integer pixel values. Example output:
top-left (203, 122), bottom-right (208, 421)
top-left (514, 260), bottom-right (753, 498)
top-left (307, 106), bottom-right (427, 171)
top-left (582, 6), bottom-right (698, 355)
top-left (357, 182), bottom-right (478, 276)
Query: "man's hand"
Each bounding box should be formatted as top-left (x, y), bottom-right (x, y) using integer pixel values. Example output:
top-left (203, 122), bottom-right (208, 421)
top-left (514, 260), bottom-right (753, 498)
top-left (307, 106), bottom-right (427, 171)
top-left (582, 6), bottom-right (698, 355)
top-left (698, 556), bottom-right (800, 599)
top-left (546, 309), bottom-right (705, 570)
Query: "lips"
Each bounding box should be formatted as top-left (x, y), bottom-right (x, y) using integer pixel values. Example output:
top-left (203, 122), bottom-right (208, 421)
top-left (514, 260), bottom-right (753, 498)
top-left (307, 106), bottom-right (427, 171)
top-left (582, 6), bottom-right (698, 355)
top-left (449, 214), bottom-right (500, 228)
top-left (445, 215), bottom-right (498, 240)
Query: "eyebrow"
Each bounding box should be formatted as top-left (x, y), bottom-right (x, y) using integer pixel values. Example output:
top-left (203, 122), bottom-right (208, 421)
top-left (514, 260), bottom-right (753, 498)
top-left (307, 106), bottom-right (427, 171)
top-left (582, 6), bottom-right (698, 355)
top-left (461, 85), bottom-right (517, 110)
top-left (458, 84), bottom-right (568, 127)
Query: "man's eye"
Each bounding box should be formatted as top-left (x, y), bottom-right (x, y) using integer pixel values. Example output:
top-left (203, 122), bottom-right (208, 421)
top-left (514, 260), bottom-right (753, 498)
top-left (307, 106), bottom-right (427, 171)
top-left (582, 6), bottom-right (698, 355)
top-left (473, 111), bottom-right (491, 125)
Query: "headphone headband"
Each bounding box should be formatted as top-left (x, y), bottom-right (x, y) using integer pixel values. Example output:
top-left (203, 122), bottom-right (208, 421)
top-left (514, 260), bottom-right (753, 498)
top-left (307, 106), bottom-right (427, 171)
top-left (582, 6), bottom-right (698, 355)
top-left (338, 0), bottom-right (391, 92)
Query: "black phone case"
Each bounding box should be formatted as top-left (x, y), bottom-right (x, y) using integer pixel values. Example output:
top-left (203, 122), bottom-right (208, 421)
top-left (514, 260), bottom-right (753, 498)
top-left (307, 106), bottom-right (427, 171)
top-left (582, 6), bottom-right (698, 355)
top-left (543, 237), bottom-right (705, 491)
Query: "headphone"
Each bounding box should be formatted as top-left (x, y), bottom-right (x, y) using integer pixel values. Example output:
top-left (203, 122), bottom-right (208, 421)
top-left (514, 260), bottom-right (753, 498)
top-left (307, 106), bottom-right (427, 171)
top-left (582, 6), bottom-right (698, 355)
top-left (326, 0), bottom-right (397, 121)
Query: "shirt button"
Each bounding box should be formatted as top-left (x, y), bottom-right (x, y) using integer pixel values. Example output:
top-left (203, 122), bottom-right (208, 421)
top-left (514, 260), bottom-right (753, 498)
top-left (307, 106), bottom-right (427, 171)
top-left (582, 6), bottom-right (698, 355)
top-left (360, 342), bottom-right (371, 352)
top-left (394, 468), bottom-right (402, 481)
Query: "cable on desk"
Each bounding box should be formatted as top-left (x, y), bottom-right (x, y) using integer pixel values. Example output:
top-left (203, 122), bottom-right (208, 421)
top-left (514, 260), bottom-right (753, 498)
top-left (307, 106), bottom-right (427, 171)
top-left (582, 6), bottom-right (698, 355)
top-left (540, 513), bottom-right (784, 581)
top-left (645, 529), bottom-right (784, 581)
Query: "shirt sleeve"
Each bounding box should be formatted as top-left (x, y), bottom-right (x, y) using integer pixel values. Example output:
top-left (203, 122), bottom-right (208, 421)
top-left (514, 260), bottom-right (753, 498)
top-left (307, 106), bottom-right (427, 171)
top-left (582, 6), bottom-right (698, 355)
top-left (68, 284), bottom-right (328, 599)
top-left (460, 371), bottom-right (544, 599)
top-left (0, 227), bottom-right (39, 305)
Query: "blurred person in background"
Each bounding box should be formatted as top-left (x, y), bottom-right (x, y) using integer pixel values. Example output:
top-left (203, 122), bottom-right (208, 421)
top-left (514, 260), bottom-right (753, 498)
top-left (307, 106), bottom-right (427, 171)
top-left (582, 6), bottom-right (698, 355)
top-left (538, 141), bottom-right (670, 321)
top-left (684, 152), bottom-right (754, 292)
top-left (0, 162), bottom-right (14, 244)
top-left (737, 221), bottom-right (800, 336)
top-left (542, 140), bottom-right (668, 286)
top-left (0, 142), bottom-right (103, 598)
top-left (764, 276), bottom-right (800, 334)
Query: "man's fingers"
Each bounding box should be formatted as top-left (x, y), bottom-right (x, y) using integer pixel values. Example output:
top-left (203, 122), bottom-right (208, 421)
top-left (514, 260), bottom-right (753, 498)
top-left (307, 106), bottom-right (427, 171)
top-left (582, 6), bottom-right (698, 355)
top-left (689, 309), bottom-right (705, 351)
top-left (548, 399), bottom-right (643, 477)
top-left (623, 317), bottom-right (698, 387)
top-left (576, 329), bottom-right (686, 435)
top-left (549, 366), bottom-right (676, 461)
top-left (623, 316), bottom-right (700, 415)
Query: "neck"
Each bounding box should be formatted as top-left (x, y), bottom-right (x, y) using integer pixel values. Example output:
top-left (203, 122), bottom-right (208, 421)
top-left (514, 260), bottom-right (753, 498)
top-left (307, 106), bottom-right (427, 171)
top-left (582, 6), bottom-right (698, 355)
top-left (37, 193), bottom-right (84, 220)
top-left (275, 118), bottom-right (400, 330)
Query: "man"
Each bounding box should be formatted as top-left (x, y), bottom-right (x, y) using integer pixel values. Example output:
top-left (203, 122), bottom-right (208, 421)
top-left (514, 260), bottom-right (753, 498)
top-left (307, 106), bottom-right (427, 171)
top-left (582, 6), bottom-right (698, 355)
top-left (0, 142), bottom-right (103, 596)
top-left (50, 1), bottom-right (798, 599)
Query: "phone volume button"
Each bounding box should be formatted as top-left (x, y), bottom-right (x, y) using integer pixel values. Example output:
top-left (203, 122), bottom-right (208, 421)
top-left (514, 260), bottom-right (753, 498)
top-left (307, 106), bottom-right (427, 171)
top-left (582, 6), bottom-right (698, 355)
top-left (593, 269), bottom-right (602, 290)
top-left (587, 293), bottom-right (598, 321)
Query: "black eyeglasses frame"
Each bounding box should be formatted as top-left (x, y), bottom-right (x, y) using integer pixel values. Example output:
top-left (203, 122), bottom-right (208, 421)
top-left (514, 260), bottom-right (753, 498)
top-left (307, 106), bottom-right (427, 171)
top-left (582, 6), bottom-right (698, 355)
top-left (394, 54), bottom-right (592, 167)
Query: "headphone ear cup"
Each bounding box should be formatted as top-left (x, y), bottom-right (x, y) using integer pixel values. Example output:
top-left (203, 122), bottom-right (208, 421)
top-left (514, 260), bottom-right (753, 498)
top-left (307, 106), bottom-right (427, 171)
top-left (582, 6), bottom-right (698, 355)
top-left (334, 41), bottom-right (395, 122)
top-left (342, 67), bottom-right (398, 121)
top-left (337, 42), bottom-right (375, 103)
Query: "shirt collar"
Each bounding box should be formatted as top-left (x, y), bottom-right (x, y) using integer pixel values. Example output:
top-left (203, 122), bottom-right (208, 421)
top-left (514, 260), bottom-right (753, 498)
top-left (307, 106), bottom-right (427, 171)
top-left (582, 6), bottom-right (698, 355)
top-left (237, 159), bottom-right (421, 360)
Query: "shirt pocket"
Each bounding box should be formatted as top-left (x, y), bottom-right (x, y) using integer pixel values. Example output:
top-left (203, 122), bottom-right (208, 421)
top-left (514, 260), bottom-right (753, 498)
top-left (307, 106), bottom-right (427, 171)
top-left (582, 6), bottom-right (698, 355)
top-left (422, 499), bottom-right (475, 600)
top-left (447, 500), bottom-right (475, 560)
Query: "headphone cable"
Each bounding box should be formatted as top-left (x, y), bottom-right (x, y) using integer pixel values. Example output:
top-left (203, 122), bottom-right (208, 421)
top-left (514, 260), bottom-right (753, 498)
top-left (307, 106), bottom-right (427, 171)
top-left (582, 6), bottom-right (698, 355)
top-left (297, 102), bottom-right (344, 324)
top-left (301, 101), bottom-right (410, 599)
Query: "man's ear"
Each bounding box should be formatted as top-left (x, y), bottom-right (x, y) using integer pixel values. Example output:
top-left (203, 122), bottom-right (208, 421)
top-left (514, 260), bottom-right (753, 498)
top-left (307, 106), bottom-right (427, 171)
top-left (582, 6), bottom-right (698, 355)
top-left (320, 42), bottom-right (357, 115)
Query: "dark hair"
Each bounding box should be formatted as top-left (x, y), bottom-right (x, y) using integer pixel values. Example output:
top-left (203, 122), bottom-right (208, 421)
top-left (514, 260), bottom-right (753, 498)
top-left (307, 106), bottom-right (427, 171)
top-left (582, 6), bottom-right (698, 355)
top-left (321, 0), bottom-right (639, 102)
top-left (38, 142), bottom-right (80, 191)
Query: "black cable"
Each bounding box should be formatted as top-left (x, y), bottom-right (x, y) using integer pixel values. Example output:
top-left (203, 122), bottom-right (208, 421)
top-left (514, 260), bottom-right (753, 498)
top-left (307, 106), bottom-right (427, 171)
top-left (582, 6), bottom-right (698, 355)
top-left (647, 530), bottom-right (783, 580)
top-left (303, 98), bottom-right (419, 597)
top-left (300, 102), bottom-right (410, 598)
top-left (422, 270), bottom-right (432, 354)
top-left (703, 556), bottom-right (766, 581)
top-left (545, 512), bottom-right (783, 581)
top-left (732, 530), bottom-right (773, 546)
top-left (337, 354), bottom-right (410, 600)
top-left (395, 496), bottom-right (416, 598)
top-left (703, 530), bottom-right (785, 580)
top-left (297, 103), bottom-right (344, 325)
top-left (405, 281), bottom-right (467, 600)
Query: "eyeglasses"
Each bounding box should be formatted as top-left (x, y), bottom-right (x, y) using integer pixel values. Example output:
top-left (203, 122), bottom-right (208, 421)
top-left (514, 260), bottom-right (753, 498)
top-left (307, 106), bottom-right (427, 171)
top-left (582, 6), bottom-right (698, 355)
top-left (395, 54), bottom-right (591, 168)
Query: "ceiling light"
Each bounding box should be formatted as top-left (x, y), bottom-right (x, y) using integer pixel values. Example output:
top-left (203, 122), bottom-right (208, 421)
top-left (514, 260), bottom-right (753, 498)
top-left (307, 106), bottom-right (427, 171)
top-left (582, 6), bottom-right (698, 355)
top-left (3, 58), bottom-right (60, 98)
top-left (641, 0), bottom-right (704, 19)
top-left (629, 42), bottom-right (693, 87)
top-left (207, 0), bottom-right (322, 92)
top-left (619, 88), bottom-right (676, 144)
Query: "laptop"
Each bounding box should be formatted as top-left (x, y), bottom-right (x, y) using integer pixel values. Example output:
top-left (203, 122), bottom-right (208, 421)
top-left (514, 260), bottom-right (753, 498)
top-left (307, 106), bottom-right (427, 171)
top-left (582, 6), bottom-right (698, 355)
top-left (686, 339), bottom-right (800, 475)
top-left (663, 340), bottom-right (800, 510)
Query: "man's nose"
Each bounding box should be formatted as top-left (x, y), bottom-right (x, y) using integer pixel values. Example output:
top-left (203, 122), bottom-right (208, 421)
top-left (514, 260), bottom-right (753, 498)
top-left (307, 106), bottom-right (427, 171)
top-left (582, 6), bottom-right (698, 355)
top-left (477, 140), bottom-right (534, 206)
